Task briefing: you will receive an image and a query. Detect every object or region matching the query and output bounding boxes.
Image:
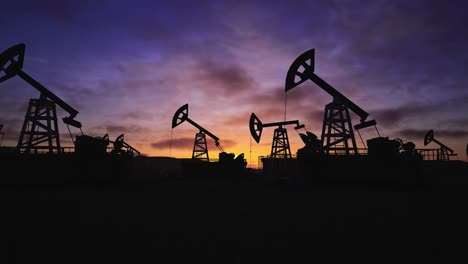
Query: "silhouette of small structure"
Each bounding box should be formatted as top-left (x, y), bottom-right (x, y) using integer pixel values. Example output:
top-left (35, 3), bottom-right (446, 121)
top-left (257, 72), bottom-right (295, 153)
top-left (219, 152), bottom-right (247, 175)
top-left (424, 130), bottom-right (457, 160)
top-left (111, 134), bottom-right (140, 157)
top-left (75, 133), bottom-right (140, 157)
top-left (400, 141), bottom-right (422, 160)
top-left (367, 137), bottom-right (401, 159)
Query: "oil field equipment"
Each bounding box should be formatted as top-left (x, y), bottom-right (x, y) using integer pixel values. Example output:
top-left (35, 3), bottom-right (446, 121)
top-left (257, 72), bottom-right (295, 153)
top-left (172, 104), bottom-right (224, 162)
top-left (296, 131), bottom-right (324, 159)
top-left (285, 49), bottom-right (378, 155)
top-left (424, 130), bottom-right (457, 160)
top-left (75, 133), bottom-right (110, 156)
top-left (75, 133), bottom-right (140, 157)
top-left (249, 113), bottom-right (305, 159)
top-left (366, 137), bottom-right (403, 159)
top-left (110, 134), bottom-right (140, 157)
top-left (0, 43), bottom-right (82, 154)
top-left (0, 124), bottom-right (4, 147)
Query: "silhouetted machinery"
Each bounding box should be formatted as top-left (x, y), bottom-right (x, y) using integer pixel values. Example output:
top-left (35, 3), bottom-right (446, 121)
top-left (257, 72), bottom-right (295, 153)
top-left (75, 133), bottom-right (110, 156)
top-left (397, 138), bottom-right (422, 160)
top-left (75, 133), bottom-right (140, 157)
top-left (0, 43), bottom-right (81, 154)
top-left (0, 123), bottom-right (4, 146)
top-left (111, 134), bottom-right (140, 157)
top-left (249, 113), bottom-right (305, 159)
top-left (173, 104), bottom-right (241, 163)
top-left (285, 49), bottom-right (378, 155)
top-left (296, 131), bottom-right (324, 159)
top-left (424, 130), bottom-right (457, 160)
top-left (0, 43), bottom-right (140, 157)
top-left (366, 136), bottom-right (421, 160)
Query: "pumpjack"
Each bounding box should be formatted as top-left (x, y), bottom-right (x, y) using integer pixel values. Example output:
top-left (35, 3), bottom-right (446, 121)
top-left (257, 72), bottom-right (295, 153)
top-left (0, 43), bottom-right (81, 154)
top-left (424, 130), bottom-right (457, 160)
top-left (285, 49), bottom-right (377, 155)
top-left (111, 134), bottom-right (140, 157)
top-left (172, 104), bottom-right (246, 178)
top-left (172, 104), bottom-right (226, 162)
top-left (249, 113), bottom-right (305, 159)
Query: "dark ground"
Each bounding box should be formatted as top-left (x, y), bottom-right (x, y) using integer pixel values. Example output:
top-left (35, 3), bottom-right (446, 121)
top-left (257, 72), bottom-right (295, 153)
top-left (1, 158), bottom-right (468, 263)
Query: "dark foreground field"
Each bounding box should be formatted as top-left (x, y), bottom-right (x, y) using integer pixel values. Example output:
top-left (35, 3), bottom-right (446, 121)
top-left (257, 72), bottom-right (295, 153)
top-left (1, 158), bottom-right (468, 262)
top-left (2, 180), bottom-right (467, 262)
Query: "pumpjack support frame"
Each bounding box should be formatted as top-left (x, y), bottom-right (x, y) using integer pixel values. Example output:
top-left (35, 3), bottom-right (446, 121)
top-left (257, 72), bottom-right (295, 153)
top-left (192, 132), bottom-right (209, 161)
top-left (17, 96), bottom-right (61, 154)
top-left (321, 100), bottom-right (358, 155)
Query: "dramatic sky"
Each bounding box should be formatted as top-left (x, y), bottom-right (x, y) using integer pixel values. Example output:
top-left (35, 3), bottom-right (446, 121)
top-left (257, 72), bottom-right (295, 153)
top-left (1, 0), bottom-right (467, 165)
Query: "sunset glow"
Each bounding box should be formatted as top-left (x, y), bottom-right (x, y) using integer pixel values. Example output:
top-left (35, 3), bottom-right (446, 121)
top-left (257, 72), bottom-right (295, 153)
top-left (1, 0), bottom-right (468, 166)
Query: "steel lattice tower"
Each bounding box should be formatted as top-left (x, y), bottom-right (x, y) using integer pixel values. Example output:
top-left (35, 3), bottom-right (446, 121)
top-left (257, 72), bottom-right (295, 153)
top-left (17, 96), bottom-right (61, 154)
